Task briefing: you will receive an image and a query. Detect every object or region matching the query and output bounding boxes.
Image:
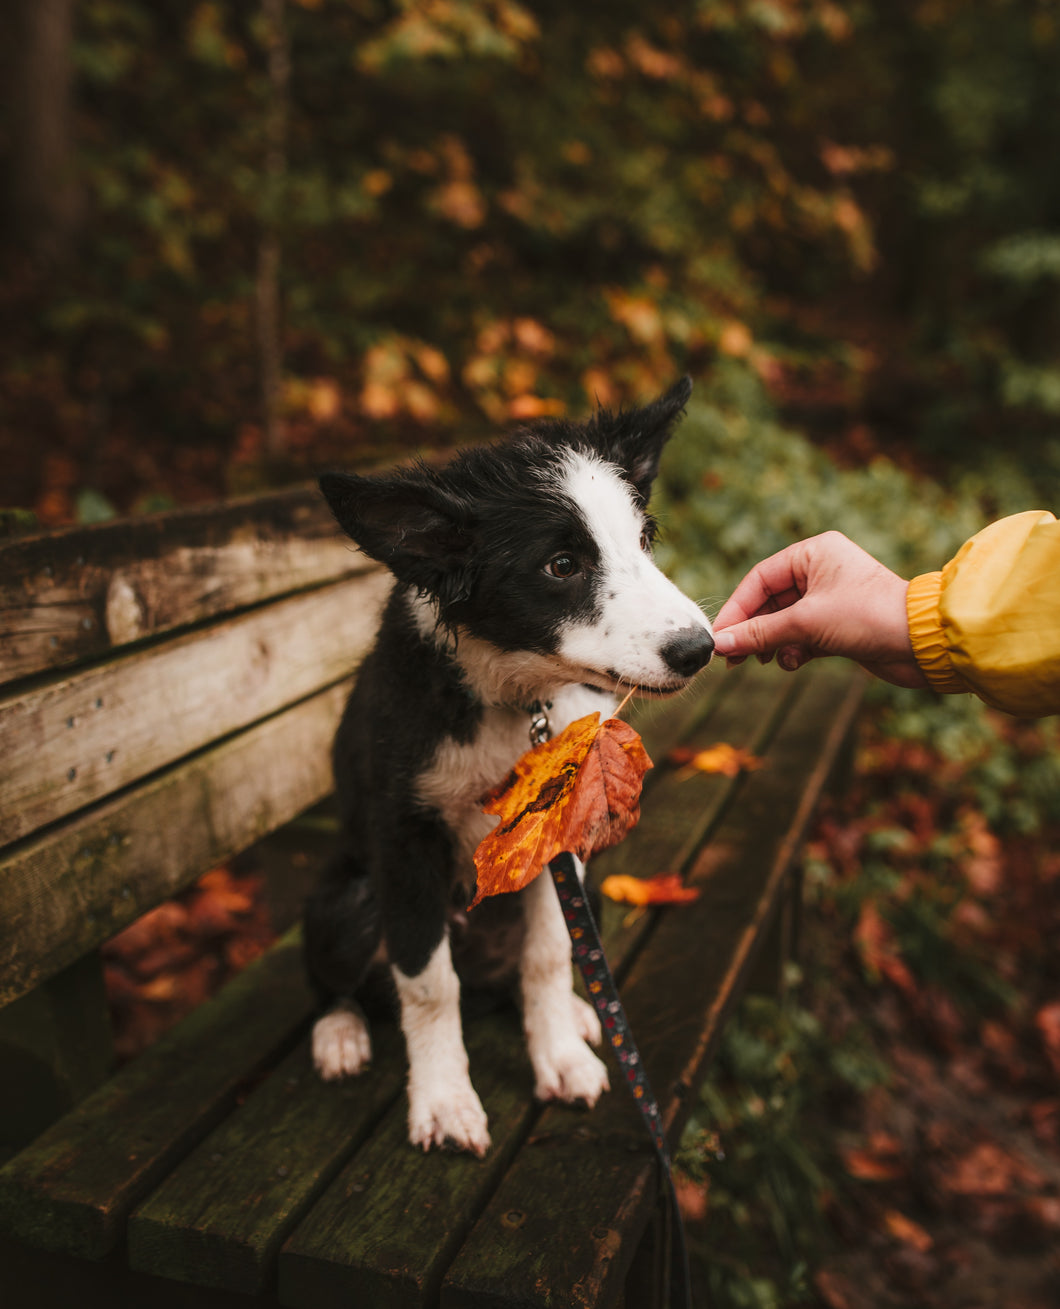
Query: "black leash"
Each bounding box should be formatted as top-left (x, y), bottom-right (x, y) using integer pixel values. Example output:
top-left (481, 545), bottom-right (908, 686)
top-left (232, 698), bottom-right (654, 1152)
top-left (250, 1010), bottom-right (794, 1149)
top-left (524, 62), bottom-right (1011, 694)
top-left (550, 851), bottom-right (693, 1309)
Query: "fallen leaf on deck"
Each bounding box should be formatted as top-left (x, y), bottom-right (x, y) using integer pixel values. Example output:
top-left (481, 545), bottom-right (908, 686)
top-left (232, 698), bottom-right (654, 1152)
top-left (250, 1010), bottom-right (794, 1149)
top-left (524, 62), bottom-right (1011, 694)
top-left (668, 742), bottom-right (763, 777)
top-left (600, 872), bottom-right (700, 906)
top-left (471, 712), bottom-right (652, 908)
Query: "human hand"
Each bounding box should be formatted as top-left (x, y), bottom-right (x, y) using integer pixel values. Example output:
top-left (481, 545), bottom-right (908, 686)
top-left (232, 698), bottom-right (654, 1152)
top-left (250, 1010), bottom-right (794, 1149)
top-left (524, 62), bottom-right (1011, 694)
top-left (711, 531), bottom-right (929, 690)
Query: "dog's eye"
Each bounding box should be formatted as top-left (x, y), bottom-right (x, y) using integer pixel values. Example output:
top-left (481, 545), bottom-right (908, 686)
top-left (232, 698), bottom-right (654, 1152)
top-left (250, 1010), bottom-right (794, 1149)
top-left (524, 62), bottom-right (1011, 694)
top-left (546, 554), bottom-right (579, 579)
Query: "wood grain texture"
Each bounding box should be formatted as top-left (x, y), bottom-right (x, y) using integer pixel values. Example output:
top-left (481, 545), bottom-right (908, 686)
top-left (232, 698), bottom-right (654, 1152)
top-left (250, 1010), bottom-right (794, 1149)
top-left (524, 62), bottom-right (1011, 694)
top-left (0, 568), bottom-right (389, 847)
top-left (0, 678), bottom-right (353, 1006)
top-left (440, 664), bottom-right (865, 1309)
top-left (128, 1030), bottom-right (406, 1295)
top-left (0, 931), bottom-right (315, 1261)
top-left (0, 485), bottom-right (369, 686)
top-left (278, 1010), bottom-right (539, 1309)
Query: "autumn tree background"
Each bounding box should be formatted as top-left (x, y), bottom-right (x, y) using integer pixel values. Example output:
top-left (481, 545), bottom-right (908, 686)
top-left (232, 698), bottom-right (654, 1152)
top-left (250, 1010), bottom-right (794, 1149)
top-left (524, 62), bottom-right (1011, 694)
top-left (3, 0), bottom-right (1059, 527)
top-left (4, 3), bottom-right (1060, 1306)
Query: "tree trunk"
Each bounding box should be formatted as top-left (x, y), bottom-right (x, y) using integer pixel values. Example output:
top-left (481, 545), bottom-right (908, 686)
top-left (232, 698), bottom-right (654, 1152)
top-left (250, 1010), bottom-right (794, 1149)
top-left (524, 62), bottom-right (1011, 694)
top-left (256, 0), bottom-right (289, 460)
top-left (5, 0), bottom-right (82, 266)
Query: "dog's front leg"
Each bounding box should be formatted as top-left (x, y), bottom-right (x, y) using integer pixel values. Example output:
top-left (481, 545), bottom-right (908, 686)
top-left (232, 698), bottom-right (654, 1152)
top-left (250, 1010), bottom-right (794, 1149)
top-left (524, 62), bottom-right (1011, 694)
top-left (520, 864), bottom-right (610, 1106)
top-left (393, 936), bottom-right (491, 1157)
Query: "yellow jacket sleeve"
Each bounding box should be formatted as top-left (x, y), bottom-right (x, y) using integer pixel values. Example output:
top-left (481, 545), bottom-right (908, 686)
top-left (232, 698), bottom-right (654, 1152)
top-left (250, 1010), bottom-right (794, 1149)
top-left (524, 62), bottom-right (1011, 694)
top-left (906, 510), bottom-right (1060, 717)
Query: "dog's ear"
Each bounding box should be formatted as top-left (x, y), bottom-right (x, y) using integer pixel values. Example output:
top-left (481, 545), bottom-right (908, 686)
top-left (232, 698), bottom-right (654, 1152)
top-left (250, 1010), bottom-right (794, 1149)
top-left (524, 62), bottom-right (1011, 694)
top-left (591, 375), bottom-right (692, 503)
top-left (319, 468), bottom-right (475, 601)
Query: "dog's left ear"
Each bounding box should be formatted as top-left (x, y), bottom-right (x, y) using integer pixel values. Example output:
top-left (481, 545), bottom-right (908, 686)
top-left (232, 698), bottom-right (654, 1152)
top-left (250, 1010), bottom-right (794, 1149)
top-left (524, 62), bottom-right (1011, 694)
top-left (590, 376), bottom-right (692, 503)
top-left (319, 467), bottom-right (476, 603)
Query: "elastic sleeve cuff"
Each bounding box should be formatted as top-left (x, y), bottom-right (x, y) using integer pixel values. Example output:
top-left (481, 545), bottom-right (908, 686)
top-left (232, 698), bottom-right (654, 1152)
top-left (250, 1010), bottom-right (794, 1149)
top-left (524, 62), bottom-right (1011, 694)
top-left (906, 571), bottom-right (968, 694)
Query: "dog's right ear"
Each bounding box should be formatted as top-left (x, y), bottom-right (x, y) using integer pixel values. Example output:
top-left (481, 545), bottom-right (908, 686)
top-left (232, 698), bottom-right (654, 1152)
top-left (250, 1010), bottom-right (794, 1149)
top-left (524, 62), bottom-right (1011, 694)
top-left (319, 469), bottom-right (475, 601)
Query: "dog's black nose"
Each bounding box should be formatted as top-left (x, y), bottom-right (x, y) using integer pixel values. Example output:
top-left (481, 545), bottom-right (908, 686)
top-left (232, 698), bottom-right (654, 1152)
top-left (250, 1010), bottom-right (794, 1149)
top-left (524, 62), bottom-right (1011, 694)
top-left (661, 627), bottom-right (715, 678)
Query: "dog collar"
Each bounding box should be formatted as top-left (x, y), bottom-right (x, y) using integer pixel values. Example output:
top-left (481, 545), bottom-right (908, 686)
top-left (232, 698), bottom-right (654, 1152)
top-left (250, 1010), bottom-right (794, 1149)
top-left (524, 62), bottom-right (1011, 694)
top-left (527, 700), bottom-right (552, 747)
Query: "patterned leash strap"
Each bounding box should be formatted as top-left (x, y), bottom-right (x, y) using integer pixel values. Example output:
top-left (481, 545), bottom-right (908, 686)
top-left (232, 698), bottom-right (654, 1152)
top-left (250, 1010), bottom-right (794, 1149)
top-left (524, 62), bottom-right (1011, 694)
top-left (550, 851), bottom-right (693, 1309)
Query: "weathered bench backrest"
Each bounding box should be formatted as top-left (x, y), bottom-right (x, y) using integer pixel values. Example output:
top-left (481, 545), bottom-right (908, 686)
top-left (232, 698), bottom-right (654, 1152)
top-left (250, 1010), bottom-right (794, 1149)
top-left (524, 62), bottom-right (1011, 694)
top-left (0, 488), bottom-right (387, 1008)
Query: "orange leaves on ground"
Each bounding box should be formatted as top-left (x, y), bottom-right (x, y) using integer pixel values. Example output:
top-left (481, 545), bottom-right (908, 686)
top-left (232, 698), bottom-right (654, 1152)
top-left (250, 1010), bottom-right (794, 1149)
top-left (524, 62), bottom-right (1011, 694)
top-left (882, 1209), bottom-right (934, 1253)
top-left (841, 1131), bottom-right (906, 1182)
top-left (471, 712), bottom-right (651, 908)
top-left (600, 873), bottom-right (700, 907)
top-left (668, 741), bottom-right (764, 778)
top-left (939, 1139), bottom-right (1047, 1199)
top-left (853, 898), bottom-right (917, 997)
top-left (102, 863), bottom-right (275, 1062)
top-left (1035, 1001), bottom-right (1060, 1078)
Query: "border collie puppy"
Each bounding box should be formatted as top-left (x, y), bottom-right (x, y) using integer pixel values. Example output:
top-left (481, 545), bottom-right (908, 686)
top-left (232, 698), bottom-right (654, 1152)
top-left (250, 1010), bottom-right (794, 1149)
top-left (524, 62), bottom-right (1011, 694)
top-left (305, 376), bottom-right (714, 1156)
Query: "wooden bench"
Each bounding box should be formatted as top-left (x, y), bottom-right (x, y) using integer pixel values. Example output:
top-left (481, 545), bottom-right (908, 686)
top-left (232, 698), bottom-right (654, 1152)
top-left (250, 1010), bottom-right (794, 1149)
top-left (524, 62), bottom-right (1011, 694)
top-left (0, 486), bottom-right (864, 1308)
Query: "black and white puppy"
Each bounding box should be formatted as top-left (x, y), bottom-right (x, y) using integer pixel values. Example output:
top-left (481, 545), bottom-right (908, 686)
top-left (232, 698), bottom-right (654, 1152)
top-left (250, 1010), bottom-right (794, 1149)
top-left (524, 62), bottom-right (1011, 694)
top-left (305, 376), bottom-right (714, 1156)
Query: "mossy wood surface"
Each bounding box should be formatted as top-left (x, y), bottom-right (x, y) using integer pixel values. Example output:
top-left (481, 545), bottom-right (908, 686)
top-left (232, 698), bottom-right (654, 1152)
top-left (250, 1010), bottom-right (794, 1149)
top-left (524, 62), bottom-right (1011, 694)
top-left (0, 485), bottom-right (367, 686)
top-left (0, 931), bottom-right (314, 1260)
top-left (278, 1005), bottom-right (556, 1309)
top-left (127, 1030), bottom-right (407, 1295)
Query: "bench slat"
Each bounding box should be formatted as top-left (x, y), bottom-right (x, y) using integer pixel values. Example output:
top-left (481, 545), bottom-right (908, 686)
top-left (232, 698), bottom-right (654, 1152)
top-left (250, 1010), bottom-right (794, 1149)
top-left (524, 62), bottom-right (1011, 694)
top-left (0, 679), bottom-right (352, 1007)
top-left (0, 486), bottom-right (361, 687)
top-left (0, 930), bottom-right (315, 1261)
top-left (278, 1011), bottom-right (538, 1309)
top-left (440, 665), bottom-right (864, 1308)
top-left (592, 665), bottom-right (797, 970)
top-left (126, 1031), bottom-right (406, 1295)
top-left (0, 570), bottom-right (389, 848)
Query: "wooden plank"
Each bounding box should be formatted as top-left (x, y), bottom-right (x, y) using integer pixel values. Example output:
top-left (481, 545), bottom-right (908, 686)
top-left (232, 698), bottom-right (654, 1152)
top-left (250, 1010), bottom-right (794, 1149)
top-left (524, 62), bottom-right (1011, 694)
top-left (0, 678), bottom-right (353, 1007)
top-left (0, 568), bottom-right (389, 848)
top-left (0, 484), bottom-right (368, 686)
top-left (589, 663), bottom-right (796, 973)
top-left (441, 664), bottom-right (865, 1309)
top-left (0, 929), bottom-right (316, 1261)
top-left (278, 1009), bottom-right (538, 1309)
top-left (127, 1029), bottom-right (406, 1295)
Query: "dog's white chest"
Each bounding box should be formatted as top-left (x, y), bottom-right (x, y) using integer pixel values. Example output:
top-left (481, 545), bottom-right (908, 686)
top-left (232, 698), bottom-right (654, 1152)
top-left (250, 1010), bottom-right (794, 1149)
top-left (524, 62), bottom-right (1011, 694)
top-left (415, 685), bottom-right (615, 879)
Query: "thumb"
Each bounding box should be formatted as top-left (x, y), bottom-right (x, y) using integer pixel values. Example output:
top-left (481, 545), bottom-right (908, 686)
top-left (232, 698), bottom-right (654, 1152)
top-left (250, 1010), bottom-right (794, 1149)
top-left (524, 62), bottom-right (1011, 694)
top-left (712, 609), bottom-right (804, 659)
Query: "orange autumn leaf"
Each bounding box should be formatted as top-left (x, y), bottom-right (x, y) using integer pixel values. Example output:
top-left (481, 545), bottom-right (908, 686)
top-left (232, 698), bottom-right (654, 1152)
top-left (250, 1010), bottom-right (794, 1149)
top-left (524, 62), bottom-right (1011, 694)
top-left (600, 873), bottom-right (700, 906)
top-left (841, 1146), bottom-right (906, 1182)
top-left (669, 742), bottom-right (763, 778)
top-left (471, 712), bottom-right (652, 908)
top-left (882, 1209), bottom-right (934, 1253)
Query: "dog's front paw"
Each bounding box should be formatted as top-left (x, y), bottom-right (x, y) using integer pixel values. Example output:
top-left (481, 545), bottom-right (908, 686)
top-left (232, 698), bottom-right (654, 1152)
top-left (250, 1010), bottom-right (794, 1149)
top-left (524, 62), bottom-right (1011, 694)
top-left (312, 1005), bottom-right (372, 1080)
top-left (407, 1079), bottom-right (491, 1157)
top-left (571, 994), bottom-right (603, 1046)
top-left (533, 1039), bottom-right (610, 1108)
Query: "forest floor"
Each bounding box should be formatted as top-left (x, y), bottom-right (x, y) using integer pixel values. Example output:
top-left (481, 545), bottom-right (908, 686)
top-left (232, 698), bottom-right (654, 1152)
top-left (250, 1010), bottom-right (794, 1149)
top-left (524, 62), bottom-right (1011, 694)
top-left (678, 712), bottom-right (1060, 1309)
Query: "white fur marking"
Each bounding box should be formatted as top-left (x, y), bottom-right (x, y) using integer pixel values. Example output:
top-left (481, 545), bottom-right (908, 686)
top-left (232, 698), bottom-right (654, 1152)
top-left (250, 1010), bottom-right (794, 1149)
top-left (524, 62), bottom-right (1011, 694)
top-left (393, 939), bottom-right (491, 1156)
top-left (312, 1001), bottom-right (372, 1080)
top-left (416, 683), bottom-right (614, 885)
top-left (520, 866), bottom-right (610, 1106)
top-left (556, 451), bottom-right (712, 690)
